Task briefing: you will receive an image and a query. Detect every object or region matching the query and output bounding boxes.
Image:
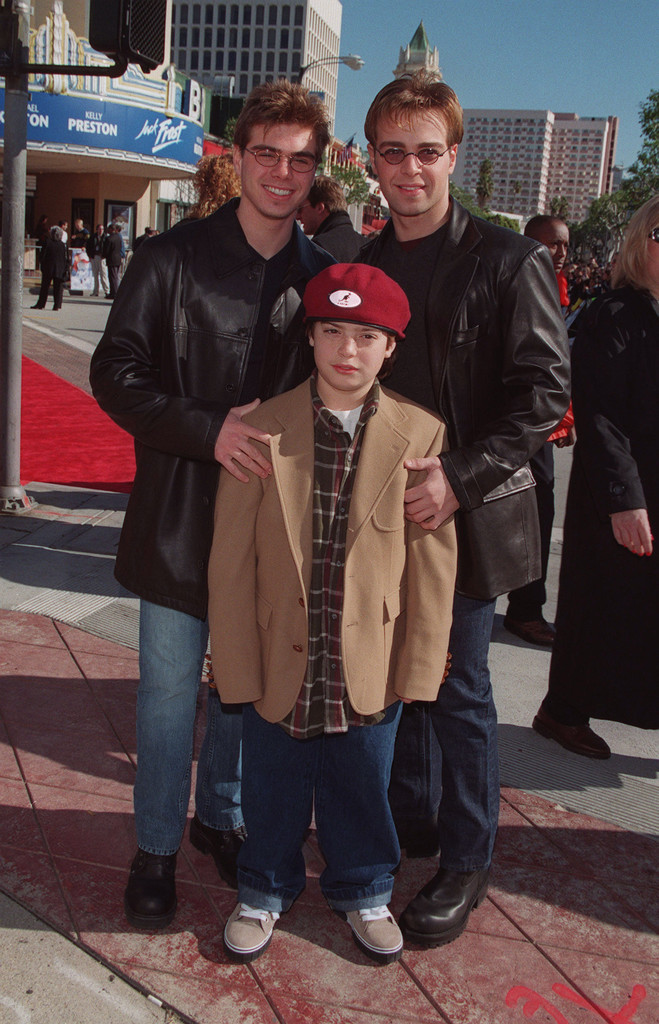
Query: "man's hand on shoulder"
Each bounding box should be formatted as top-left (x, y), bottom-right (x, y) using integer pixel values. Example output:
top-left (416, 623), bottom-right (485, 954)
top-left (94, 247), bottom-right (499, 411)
top-left (403, 456), bottom-right (460, 530)
top-left (214, 399), bottom-right (272, 482)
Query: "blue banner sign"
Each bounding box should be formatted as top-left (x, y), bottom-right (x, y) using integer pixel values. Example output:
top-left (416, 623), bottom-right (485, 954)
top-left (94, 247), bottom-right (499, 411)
top-left (0, 91), bottom-right (203, 167)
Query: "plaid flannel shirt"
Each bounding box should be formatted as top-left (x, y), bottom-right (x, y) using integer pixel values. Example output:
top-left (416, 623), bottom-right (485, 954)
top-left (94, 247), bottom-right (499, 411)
top-left (279, 375), bottom-right (384, 739)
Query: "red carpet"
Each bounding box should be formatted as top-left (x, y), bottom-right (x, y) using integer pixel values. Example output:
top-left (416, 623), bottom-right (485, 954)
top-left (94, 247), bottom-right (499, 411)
top-left (21, 356), bottom-right (135, 492)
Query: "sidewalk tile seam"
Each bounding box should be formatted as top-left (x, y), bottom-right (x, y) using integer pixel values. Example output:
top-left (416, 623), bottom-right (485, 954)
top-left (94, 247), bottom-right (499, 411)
top-left (397, 961), bottom-right (454, 1023)
top-left (538, 940), bottom-right (659, 969)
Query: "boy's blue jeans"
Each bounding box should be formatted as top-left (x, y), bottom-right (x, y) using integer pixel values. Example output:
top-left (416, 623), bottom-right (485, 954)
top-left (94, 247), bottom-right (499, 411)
top-left (237, 701), bottom-right (402, 914)
top-left (134, 600), bottom-right (243, 855)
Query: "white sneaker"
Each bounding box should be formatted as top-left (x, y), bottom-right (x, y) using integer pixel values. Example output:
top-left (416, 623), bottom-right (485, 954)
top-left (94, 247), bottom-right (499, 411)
top-left (223, 903), bottom-right (280, 962)
top-left (346, 905), bottom-right (403, 963)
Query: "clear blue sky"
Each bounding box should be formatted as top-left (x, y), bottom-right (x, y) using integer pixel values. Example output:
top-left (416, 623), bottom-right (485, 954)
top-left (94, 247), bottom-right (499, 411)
top-left (333, 0), bottom-right (655, 171)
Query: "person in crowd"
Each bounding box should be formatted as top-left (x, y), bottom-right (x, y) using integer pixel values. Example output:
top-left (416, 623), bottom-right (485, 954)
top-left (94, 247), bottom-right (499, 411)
top-left (71, 218), bottom-right (90, 246)
top-left (104, 223), bottom-right (124, 299)
top-left (504, 215), bottom-right (575, 647)
top-left (133, 226), bottom-right (156, 251)
top-left (86, 224), bottom-right (110, 297)
top-left (296, 175), bottom-right (364, 260)
top-left (33, 214), bottom-right (49, 270)
top-left (32, 225), bottom-right (68, 310)
top-left (208, 262), bottom-right (457, 964)
top-left (89, 80), bottom-right (333, 931)
top-left (533, 195), bottom-right (659, 758)
top-left (358, 71), bottom-right (569, 947)
top-left (58, 220), bottom-right (69, 244)
top-left (33, 214), bottom-right (49, 245)
top-left (187, 154), bottom-right (242, 220)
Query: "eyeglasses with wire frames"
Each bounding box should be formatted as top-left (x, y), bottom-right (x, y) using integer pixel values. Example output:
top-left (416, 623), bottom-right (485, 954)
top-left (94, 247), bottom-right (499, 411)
top-left (374, 145), bottom-right (453, 166)
top-left (244, 146), bottom-right (317, 173)
top-left (648, 227), bottom-right (659, 243)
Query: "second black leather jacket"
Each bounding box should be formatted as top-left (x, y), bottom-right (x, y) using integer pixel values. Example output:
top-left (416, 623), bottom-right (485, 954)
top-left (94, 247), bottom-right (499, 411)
top-left (360, 200), bottom-right (570, 599)
top-left (90, 199), bottom-right (333, 618)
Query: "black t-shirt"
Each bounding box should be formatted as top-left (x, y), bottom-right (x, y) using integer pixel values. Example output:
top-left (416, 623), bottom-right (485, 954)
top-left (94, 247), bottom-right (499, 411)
top-left (375, 223), bottom-right (448, 412)
top-left (240, 239), bottom-right (293, 404)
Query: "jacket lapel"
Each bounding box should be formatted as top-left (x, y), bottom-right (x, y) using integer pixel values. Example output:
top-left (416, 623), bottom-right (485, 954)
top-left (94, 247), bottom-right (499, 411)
top-left (269, 385), bottom-right (315, 593)
top-left (347, 396), bottom-right (409, 552)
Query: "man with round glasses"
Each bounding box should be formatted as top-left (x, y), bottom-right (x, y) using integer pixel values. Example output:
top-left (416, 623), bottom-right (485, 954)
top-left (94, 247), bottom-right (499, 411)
top-left (90, 80), bottom-right (333, 931)
top-left (359, 71), bottom-right (570, 948)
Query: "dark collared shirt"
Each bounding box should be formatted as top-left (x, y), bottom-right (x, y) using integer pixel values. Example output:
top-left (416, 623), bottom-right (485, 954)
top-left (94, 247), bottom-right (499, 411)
top-left (280, 375), bottom-right (383, 739)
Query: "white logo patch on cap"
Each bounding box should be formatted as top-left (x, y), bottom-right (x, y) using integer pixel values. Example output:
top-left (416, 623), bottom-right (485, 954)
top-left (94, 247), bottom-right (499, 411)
top-left (328, 289), bottom-right (362, 309)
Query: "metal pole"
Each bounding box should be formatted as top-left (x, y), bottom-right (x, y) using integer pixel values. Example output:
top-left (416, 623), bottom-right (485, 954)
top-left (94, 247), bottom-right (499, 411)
top-left (0, 0), bottom-right (32, 511)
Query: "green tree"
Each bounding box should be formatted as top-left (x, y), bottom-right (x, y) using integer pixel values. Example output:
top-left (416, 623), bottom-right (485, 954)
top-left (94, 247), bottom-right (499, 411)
top-left (449, 183), bottom-right (518, 231)
top-left (476, 158), bottom-right (494, 209)
top-left (223, 116), bottom-right (238, 146)
top-left (550, 196), bottom-right (570, 220)
top-left (329, 164), bottom-right (371, 207)
top-left (572, 191), bottom-right (630, 260)
top-left (623, 89), bottom-right (659, 205)
top-left (449, 181), bottom-right (481, 216)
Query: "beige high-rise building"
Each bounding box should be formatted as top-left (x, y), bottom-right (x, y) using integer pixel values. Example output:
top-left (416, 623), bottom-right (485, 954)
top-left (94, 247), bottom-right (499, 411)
top-left (452, 108), bottom-right (618, 222)
top-left (170, 0), bottom-right (343, 127)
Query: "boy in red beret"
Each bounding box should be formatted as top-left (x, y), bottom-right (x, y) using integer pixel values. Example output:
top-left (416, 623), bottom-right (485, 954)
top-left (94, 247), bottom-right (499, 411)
top-left (208, 264), bottom-right (457, 964)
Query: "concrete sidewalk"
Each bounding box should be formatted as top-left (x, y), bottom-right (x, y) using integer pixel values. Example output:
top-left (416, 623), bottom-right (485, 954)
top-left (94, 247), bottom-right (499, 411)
top-left (0, 294), bottom-right (656, 1023)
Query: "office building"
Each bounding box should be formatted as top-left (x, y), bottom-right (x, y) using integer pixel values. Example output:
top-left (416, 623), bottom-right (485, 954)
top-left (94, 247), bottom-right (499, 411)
top-left (170, 0), bottom-right (343, 127)
top-left (453, 108), bottom-right (619, 222)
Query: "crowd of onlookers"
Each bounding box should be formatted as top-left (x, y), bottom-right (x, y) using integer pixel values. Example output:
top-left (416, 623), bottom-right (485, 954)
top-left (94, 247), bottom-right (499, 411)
top-left (563, 256), bottom-right (614, 307)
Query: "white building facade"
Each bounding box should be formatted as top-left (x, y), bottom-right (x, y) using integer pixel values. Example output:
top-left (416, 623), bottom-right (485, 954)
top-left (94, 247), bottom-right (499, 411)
top-left (170, 0), bottom-right (342, 127)
top-left (452, 108), bottom-right (618, 222)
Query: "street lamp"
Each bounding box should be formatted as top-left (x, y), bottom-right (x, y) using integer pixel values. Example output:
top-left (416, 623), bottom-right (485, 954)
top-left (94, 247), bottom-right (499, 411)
top-left (297, 53), bottom-right (364, 84)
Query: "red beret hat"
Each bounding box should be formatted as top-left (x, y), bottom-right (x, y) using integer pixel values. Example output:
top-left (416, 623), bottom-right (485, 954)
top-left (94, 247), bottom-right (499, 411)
top-left (303, 263), bottom-right (411, 340)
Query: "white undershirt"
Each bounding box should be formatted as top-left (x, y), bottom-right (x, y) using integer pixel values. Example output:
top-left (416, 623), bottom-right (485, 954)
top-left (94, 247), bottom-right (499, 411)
top-left (327, 404), bottom-right (363, 439)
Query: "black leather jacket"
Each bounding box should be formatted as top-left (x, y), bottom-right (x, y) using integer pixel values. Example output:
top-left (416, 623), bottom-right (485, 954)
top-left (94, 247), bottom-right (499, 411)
top-left (90, 199), bottom-right (333, 618)
top-left (312, 209), bottom-right (364, 261)
top-left (360, 200), bottom-right (570, 599)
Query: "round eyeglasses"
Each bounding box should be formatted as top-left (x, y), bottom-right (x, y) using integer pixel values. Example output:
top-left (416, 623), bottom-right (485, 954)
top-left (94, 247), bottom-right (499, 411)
top-left (375, 146), bottom-right (452, 166)
top-left (244, 146), bottom-right (317, 173)
top-left (648, 227), bottom-right (659, 244)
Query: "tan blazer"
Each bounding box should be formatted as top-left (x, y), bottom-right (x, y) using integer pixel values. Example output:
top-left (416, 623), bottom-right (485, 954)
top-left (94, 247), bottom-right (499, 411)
top-left (208, 380), bottom-right (457, 723)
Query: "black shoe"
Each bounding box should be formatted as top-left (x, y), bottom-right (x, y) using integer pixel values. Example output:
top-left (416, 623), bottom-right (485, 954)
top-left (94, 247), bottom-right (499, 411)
top-left (31, 303), bottom-right (45, 309)
top-left (124, 849), bottom-right (177, 929)
top-left (399, 867), bottom-right (489, 947)
top-left (395, 814), bottom-right (441, 858)
top-left (189, 814), bottom-right (246, 888)
top-left (503, 615), bottom-right (556, 646)
top-left (533, 706), bottom-right (611, 759)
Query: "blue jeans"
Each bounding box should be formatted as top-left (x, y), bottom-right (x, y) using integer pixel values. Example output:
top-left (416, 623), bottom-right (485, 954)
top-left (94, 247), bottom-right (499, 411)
top-left (134, 600), bottom-right (243, 855)
top-left (237, 702), bottom-right (402, 913)
top-left (389, 592), bottom-right (499, 871)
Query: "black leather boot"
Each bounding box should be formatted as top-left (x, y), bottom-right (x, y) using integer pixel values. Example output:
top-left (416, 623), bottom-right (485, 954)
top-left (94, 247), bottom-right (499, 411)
top-left (124, 849), bottom-right (177, 929)
top-left (400, 867), bottom-right (490, 947)
top-left (189, 814), bottom-right (246, 888)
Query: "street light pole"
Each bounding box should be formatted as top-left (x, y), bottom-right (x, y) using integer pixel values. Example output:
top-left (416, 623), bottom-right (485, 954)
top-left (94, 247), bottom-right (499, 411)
top-left (297, 53), bottom-right (364, 84)
top-left (0, 0), bottom-right (31, 512)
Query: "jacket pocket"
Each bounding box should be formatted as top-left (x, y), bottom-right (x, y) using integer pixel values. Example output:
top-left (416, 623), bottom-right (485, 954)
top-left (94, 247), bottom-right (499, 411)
top-left (384, 585), bottom-right (407, 623)
top-left (451, 325), bottom-right (480, 347)
top-left (482, 464), bottom-right (536, 503)
top-left (372, 483), bottom-right (407, 531)
top-left (256, 592), bottom-right (272, 630)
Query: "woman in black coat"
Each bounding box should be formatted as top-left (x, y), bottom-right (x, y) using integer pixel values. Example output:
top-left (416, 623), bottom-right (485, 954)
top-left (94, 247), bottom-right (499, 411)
top-left (32, 225), bottom-right (68, 310)
top-left (533, 195), bottom-right (659, 758)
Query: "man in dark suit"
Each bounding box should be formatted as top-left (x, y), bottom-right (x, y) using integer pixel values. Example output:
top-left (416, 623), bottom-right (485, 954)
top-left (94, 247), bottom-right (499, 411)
top-left (297, 175), bottom-right (363, 260)
top-left (104, 223), bottom-right (124, 299)
top-left (32, 225), bottom-right (68, 310)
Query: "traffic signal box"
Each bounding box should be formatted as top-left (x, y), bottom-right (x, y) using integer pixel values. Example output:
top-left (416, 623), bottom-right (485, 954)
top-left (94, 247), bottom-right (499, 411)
top-left (89, 0), bottom-right (167, 72)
